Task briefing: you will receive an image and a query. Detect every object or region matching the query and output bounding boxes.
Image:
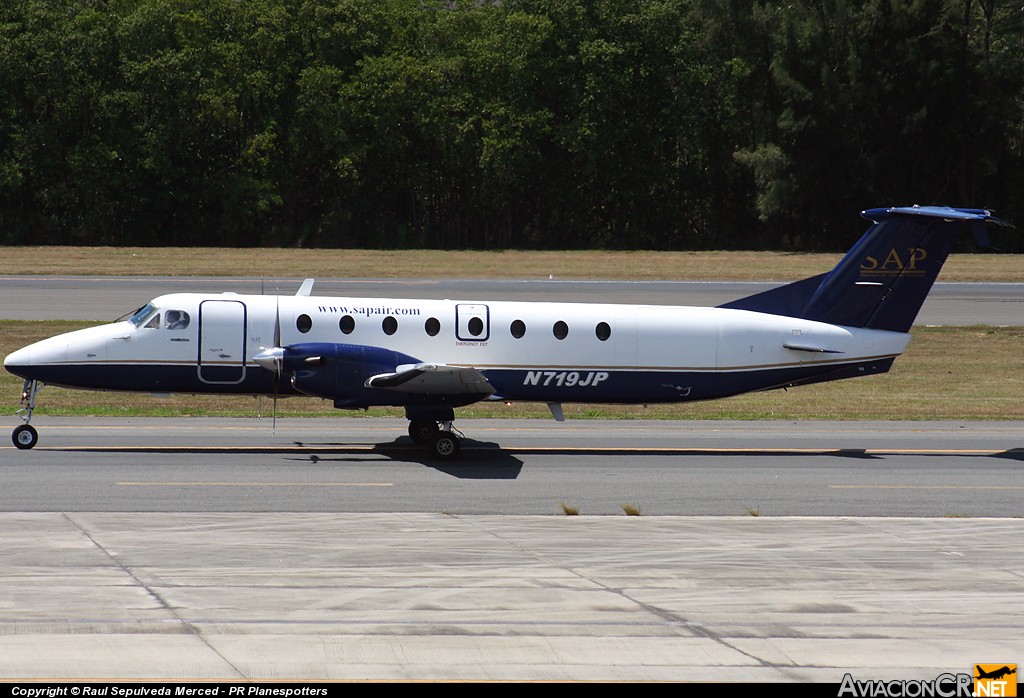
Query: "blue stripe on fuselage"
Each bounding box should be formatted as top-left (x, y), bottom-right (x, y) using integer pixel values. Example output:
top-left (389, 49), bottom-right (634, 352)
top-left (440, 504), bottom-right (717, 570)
top-left (482, 360), bottom-right (895, 403)
top-left (5, 363), bottom-right (286, 396)
top-left (7, 358), bottom-right (895, 406)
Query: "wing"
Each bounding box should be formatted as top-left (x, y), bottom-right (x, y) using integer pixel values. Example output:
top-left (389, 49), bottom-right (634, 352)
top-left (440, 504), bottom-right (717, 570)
top-left (365, 363), bottom-right (494, 396)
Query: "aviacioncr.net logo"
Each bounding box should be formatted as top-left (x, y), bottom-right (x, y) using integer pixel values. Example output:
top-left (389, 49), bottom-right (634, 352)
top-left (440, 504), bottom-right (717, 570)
top-left (838, 673), bottom-right (973, 697)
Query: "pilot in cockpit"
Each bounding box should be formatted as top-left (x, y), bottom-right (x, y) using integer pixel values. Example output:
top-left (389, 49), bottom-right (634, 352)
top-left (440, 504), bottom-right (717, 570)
top-left (165, 310), bottom-right (190, 330)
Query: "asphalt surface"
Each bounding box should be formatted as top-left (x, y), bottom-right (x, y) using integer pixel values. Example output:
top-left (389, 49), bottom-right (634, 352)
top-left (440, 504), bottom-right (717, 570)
top-left (2, 418), bottom-right (1023, 517)
top-left (1, 275), bottom-right (1023, 325)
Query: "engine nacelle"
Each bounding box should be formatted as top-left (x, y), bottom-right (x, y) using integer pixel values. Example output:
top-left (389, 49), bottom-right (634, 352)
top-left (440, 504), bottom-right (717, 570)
top-left (284, 342), bottom-right (421, 404)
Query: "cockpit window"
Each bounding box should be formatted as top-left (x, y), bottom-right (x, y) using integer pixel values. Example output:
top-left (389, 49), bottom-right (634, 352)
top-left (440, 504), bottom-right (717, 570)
top-left (145, 313), bottom-right (161, 329)
top-left (165, 310), bottom-right (190, 330)
top-left (129, 303), bottom-right (158, 328)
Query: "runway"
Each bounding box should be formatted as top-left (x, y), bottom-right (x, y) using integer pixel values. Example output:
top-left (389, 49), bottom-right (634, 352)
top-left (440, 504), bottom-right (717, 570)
top-left (3, 418), bottom-right (1023, 517)
top-left (1, 275), bottom-right (1023, 325)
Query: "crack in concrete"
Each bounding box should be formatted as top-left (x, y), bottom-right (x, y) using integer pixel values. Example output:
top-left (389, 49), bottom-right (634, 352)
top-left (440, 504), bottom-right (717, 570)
top-left (61, 512), bottom-right (247, 680)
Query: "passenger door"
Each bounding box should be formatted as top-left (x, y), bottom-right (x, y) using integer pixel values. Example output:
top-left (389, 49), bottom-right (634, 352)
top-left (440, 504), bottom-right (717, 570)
top-left (198, 300), bottom-right (247, 384)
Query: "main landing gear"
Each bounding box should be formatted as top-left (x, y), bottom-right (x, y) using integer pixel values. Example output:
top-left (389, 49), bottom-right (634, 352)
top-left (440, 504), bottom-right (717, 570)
top-left (12, 379), bottom-right (40, 450)
top-left (405, 405), bottom-right (462, 459)
top-left (407, 418), bottom-right (462, 460)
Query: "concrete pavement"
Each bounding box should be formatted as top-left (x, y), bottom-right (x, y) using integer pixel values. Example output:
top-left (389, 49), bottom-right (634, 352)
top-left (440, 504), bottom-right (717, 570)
top-left (0, 513), bottom-right (1020, 681)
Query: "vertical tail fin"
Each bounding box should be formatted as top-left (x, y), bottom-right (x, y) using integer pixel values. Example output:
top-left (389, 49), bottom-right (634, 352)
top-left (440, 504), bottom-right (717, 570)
top-left (720, 206), bottom-right (1005, 332)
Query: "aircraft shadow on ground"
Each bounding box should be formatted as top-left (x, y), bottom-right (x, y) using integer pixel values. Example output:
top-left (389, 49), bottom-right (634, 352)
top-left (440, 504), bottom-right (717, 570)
top-left (48, 444), bottom-right (1024, 475)
top-left (284, 437), bottom-right (526, 479)
top-left (279, 443), bottom-right (921, 467)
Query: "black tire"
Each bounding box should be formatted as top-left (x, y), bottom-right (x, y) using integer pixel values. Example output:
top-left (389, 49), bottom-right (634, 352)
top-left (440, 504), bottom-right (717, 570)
top-left (431, 431), bottom-right (461, 459)
top-left (408, 419), bottom-right (440, 444)
top-left (12, 424), bottom-right (38, 450)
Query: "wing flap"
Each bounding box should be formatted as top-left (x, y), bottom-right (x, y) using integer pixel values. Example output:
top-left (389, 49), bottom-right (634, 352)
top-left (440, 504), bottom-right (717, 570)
top-left (366, 363), bottom-right (494, 395)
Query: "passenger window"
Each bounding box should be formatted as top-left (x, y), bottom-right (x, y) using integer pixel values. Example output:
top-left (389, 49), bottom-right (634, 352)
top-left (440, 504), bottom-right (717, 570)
top-left (340, 315), bottom-right (355, 334)
top-left (425, 317), bottom-right (440, 336)
top-left (165, 310), bottom-right (190, 330)
top-left (382, 316), bottom-right (398, 335)
top-left (511, 320), bottom-right (526, 339)
top-left (595, 322), bottom-right (611, 341)
top-left (297, 314), bottom-right (312, 333)
top-left (553, 321), bottom-right (568, 340)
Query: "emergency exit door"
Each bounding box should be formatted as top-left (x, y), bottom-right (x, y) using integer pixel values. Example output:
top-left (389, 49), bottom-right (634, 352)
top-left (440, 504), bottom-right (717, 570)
top-left (455, 304), bottom-right (490, 342)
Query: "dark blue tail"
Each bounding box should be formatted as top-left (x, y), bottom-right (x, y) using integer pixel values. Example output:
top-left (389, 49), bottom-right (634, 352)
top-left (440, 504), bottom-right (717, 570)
top-left (719, 206), bottom-right (1005, 332)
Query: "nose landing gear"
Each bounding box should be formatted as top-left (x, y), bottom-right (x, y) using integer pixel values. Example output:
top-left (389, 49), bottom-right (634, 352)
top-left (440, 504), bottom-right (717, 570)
top-left (12, 379), bottom-right (40, 450)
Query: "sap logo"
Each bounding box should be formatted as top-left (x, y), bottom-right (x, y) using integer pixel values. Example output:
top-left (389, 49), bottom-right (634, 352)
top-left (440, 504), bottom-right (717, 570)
top-left (523, 370), bottom-right (609, 387)
top-left (861, 247), bottom-right (927, 274)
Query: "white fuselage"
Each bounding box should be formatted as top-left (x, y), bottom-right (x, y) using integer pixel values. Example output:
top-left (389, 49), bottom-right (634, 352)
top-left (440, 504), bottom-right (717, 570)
top-left (5, 291), bottom-right (910, 406)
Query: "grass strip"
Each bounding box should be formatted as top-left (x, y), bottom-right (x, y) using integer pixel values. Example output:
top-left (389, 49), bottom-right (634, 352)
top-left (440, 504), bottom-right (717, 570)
top-left (2, 247), bottom-right (1022, 282)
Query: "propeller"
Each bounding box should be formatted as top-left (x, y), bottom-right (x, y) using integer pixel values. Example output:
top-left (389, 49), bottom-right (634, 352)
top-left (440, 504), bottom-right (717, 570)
top-left (253, 284), bottom-right (284, 434)
top-left (272, 287), bottom-right (280, 433)
top-left (252, 279), bottom-right (318, 434)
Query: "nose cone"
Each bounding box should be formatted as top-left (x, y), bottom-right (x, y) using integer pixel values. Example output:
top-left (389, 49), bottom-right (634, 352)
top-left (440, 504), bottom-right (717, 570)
top-left (4, 345), bottom-right (36, 378)
top-left (5, 335), bottom-right (67, 381)
top-left (253, 346), bottom-right (284, 373)
top-left (4, 323), bottom-right (117, 384)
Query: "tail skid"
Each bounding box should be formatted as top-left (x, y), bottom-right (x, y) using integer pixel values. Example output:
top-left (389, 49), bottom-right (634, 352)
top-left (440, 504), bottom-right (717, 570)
top-left (720, 206), bottom-right (1007, 332)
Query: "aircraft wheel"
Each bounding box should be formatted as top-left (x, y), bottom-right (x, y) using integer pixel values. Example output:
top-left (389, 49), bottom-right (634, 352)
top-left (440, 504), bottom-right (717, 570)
top-left (12, 424), bottom-right (38, 450)
top-left (431, 431), bottom-right (461, 460)
top-left (408, 419), bottom-right (440, 444)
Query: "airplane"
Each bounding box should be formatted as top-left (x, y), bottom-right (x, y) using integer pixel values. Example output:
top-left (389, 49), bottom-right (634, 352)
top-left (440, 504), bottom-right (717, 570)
top-left (975, 666), bottom-right (1016, 681)
top-left (4, 205), bottom-right (1005, 458)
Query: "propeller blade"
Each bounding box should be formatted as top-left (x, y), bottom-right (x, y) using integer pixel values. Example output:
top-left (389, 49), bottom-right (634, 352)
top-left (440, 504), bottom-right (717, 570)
top-left (274, 283), bottom-right (281, 348)
top-left (273, 284), bottom-right (280, 435)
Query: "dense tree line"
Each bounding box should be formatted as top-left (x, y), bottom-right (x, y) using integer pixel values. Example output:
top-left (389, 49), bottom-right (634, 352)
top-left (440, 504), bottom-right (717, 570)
top-left (0, 0), bottom-right (1021, 250)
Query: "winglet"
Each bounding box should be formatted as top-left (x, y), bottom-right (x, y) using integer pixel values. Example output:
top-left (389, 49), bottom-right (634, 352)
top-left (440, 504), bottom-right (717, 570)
top-left (295, 279), bottom-right (315, 297)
